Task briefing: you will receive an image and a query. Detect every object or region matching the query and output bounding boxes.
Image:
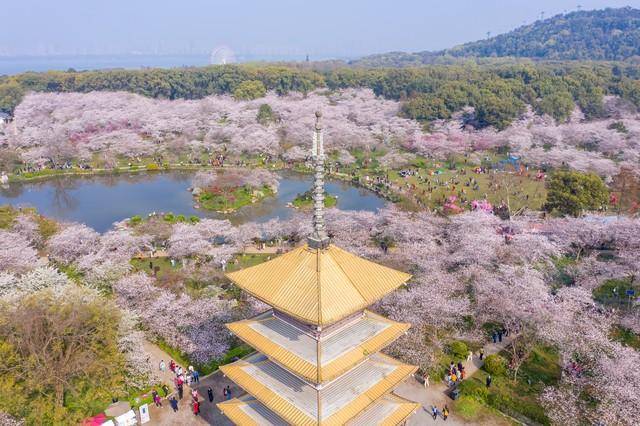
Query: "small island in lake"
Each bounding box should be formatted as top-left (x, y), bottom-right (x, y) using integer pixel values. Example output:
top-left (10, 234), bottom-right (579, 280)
top-left (191, 169), bottom-right (279, 213)
top-left (291, 189), bottom-right (337, 209)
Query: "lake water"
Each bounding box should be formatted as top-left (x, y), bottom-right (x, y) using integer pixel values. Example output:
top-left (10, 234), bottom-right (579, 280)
top-left (0, 171), bottom-right (385, 232)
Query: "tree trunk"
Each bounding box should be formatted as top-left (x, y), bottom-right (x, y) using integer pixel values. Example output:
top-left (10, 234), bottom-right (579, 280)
top-left (55, 383), bottom-right (64, 407)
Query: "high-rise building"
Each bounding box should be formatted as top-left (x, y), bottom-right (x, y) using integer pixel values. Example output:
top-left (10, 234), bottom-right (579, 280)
top-left (217, 112), bottom-right (420, 425)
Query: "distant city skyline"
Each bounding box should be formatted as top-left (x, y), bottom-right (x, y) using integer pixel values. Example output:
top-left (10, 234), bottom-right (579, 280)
top-left (1, 0), bottom-right (638, 58)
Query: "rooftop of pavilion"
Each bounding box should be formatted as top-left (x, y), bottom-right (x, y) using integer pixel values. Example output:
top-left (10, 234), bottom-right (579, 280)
top-left (225, 243), bottom-right (412, 327)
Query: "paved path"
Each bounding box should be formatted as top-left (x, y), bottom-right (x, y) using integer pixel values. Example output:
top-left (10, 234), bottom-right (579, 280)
top-left (142, 340), bottom-right (239, 425)
top-left (397, 337), bottom-right (515, 426)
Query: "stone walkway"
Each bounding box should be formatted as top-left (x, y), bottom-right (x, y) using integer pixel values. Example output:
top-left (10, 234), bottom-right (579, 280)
top-left (142, 340), bottom-right (239, 425)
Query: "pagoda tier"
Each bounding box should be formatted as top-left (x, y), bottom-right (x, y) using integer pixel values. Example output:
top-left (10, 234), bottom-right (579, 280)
top-left (219, 352), bottom-right (417, 426)
top-left (225, 244), bottom-right (411, 327)
top-left (227, 309), bottom-right (410, 383)
top-left (218, 393), bottom-right (419, 426)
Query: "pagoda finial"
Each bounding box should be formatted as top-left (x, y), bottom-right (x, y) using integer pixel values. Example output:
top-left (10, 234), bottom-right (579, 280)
top-left (307, 111), bottom-right (330, 249)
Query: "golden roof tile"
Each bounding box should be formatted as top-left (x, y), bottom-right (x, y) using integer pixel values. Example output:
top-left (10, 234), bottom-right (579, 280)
top-left (218, 393), bottom-right (420, 426)
top-left (225, 244), bottom-right (411, 327)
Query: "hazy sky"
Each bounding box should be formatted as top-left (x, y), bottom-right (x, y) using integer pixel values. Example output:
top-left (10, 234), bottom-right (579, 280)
top-left (1, 0), bottom-right (638, 57)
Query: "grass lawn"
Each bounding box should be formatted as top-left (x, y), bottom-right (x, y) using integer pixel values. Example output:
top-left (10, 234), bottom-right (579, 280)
top-left (291, 189), bottom-right (338, 209)
top-left (226, 253), bottom-right (274, 272)
top-left (130, 257), bottom-right (180, 280)
top-left (337, 153), bottom-right (547, 212)
top-left (593, 277), bottom-right (639, 308)
top-left (0, 205), bottom-right (18, 228)
top-left (198, 185), bottom-right (274, 212)
top-left (455, 345), bottom-right (561, 425)
top-left (610, 325), bottom-right (640, 350)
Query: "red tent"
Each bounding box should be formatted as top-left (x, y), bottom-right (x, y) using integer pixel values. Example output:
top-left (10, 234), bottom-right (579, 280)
top-left (82, 413), bottom-right (108, 426)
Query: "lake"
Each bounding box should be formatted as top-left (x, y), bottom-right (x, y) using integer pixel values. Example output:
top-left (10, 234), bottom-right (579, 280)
top-left (0, 171), bottom-right (385, 232)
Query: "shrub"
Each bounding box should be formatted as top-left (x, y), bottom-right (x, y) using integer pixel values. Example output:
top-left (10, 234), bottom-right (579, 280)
top-left (129, 215), bottom-right (143, 225)
top-left (176, 214), bottom-right (187, 223)
top-left (448, 341), bottom-right (469, 360)
top-left (146, 163), bottom-right (160, 171)
top-left (163, 213), bottom-right (176, 223)
top-left (483, 354), bottom-right (507, 376)
top-left (189, 215), bottom-right (200, 223)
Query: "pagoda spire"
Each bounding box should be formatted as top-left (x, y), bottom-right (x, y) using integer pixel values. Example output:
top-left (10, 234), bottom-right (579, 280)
top-left (308, 111), bottom-right (330, 249)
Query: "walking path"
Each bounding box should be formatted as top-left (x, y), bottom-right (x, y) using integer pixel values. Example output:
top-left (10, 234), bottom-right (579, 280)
top-left (142, 340), bottom-right (238, 425)
top-left (141, 337), bottom-right (516, 425)
top-left (397, 336), bottom-right (515, 425)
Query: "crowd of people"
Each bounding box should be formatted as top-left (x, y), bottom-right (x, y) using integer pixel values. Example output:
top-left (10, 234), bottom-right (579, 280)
top-left (151, 358), bottom-right (227, 418)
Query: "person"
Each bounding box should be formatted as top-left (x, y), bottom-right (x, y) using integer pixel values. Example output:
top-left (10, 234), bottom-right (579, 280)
top-left (169, 396), bottom-right (179, 412)
top-left (486, 374), bottom-right (492, 388)
top-left (191, 389), bottom-right (198, 400)
top-left (457, 361), bottom-right (463, 372)
top-left (159, 360), bottom-right (166, 372)
top-left (176, 366), bottom-right (183, 376)
top-left (431, 405), bottom-right (438, 420)
top-left (443, 405), bottom-right (449, 421)
top-left (162, 384), bottom-right (169, 397)
top-left (449, 361), bottom-right (455, 373)
top-left (169, 360), bottom-right (176, 372)
top-left (497, 329), bottom-right (503, 342)
top-left (193, 400), bottom-right (200, 416)
top-left (224, 385), bottom-right (231, 400)
top-left (177, 383), bottom-right (184, 399)
top-left (423, 374), bottom-right (430, 387)
top-left (467, 350), bottom-right (473, 362)
top-left (492, 331), bottom-right (498, 343)
top-left (192, 369), bottom-right (200, 383)
top-left (153, 393), bottom-right (163, 407)
top-left (207, 387), bottom-right (214, 402)
top-left (189, 365), bottom-right (194, 373)
top-left (479, 348), bottom-right (484, 360)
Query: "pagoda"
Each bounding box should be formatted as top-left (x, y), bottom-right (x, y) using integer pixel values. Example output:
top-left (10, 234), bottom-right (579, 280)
top-left (217, 112), bottom-right (420, 425)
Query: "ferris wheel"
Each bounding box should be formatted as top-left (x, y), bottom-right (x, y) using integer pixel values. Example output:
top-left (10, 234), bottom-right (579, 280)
top-left (210, 46), bottom-right (236, 65)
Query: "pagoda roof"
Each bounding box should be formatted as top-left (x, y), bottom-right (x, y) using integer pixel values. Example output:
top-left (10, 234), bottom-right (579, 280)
top-left (218, 393), bottom-right (419, 426)
top-left (225, 244), bottom-right (411, 327)
top-left (227, 309), bottom-right (410, 383)
top-left (219, 352), bottom-right (417, 426)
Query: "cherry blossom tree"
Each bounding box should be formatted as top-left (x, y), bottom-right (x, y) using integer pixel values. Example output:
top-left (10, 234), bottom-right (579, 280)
top-left (47, 223), bottom-right (99, 264)
top-left (0, 230), bottom-right (39, 274)
top-left (113, 273), bottom-right (234, 363)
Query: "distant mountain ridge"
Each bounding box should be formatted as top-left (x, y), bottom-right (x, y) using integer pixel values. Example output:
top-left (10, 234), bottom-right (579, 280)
top-left (352, 7), bottom-right (640, 67)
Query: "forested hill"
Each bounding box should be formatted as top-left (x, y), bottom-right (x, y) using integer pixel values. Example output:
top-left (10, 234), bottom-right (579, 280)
top-left (352, 7), bottom-right (640, 66)
top-left (447, 7), bottom-right (640, 60)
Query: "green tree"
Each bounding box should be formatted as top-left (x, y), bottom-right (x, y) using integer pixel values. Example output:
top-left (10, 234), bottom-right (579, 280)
top-left (401, 94), bottom-right (450, 121)
top-left (0, 287), bottom-right (125, 425)
top-left (0, 80), bottom-right (25, 114)
top-left (256, 103), bottom-right (276, 125)
top-left (232, 80), bottom-right (267, 100)
top-left (537, 91), bottom-right (575, 122)
top-left (544, 170), bottom-right (609, 217)
top-left (474, 90), bottom-right (525, 130)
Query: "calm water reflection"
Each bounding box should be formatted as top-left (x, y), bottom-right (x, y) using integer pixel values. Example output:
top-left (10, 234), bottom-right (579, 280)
top-left (0, 171), bottom-right (385, 232)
